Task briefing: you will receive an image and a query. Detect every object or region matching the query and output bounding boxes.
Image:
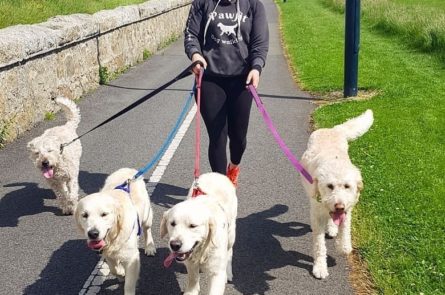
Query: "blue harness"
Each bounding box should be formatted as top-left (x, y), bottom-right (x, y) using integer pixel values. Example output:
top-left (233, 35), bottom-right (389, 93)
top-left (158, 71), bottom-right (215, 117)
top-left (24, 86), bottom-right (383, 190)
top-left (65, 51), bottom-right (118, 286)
top-left (115, 182), bottom-right (142, 237)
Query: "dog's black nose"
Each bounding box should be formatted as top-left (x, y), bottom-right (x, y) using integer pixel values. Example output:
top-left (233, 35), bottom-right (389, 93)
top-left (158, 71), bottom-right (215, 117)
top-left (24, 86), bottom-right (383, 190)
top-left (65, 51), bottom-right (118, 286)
top-left (170, 240), bottom-right (182, 252)
top-left (335, 203), bottom-right (345, 212)
top-left (88, 229), bottom-right (100, 240)
top-left (42, 160), bottom-right (50, 168)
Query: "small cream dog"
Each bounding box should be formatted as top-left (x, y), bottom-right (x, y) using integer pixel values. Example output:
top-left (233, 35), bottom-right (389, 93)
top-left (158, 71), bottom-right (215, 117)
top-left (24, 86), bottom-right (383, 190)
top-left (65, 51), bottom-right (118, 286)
top-left (160, 172), bottom-right (237, 295)
top-left (27, 97), bottom-right (82, 215)
top-left (75, 168), bottom-right (156, 295)
top-left (301, 110), bottom-right (373, 279)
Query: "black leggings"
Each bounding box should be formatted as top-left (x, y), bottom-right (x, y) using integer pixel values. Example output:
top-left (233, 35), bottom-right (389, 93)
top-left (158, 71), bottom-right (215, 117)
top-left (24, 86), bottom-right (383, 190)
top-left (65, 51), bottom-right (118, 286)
top-left (197, 74), bottom-right (253, 174)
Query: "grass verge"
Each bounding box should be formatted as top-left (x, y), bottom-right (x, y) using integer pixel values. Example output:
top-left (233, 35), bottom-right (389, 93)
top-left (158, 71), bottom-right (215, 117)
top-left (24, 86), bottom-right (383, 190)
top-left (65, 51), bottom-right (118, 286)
top-left (0, 0), bottom-right (148, 29)
top-left (277, 0), bottom-right (445, 294)
top-left (324, 0), bottom-right (445, 61)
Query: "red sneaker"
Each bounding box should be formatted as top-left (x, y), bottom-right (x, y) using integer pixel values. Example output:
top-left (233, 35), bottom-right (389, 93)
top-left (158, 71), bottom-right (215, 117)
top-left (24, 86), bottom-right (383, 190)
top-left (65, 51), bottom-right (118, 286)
top-left (226, 165), bottom-right (240, 187)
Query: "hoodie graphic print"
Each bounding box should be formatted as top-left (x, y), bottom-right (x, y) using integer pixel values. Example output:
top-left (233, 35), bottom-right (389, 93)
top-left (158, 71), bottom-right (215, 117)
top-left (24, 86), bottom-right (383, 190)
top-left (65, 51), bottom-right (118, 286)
top-left (184, 0), bottom-right (269, 77)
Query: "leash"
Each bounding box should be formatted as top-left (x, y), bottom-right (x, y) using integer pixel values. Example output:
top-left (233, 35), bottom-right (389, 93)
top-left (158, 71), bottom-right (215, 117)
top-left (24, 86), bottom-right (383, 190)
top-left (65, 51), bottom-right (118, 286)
top-left (60, 61), bottom-right (203, 153)
top-left (132, 87), bottom-right (195, 181)
top-left (110, 81), bottom-right (196, 235)
top-left (247, 85), bottom-right (313, 184)
top-left (191, 68), bottom-right (204, 198)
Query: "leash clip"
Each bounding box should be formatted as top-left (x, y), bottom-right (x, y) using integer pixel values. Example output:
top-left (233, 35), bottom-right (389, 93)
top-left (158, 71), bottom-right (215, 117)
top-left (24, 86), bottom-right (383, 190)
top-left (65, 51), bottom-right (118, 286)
top-left (59, 143), bottom-right (66, 154)
top-left (191, 180), bottom-right (203, 198)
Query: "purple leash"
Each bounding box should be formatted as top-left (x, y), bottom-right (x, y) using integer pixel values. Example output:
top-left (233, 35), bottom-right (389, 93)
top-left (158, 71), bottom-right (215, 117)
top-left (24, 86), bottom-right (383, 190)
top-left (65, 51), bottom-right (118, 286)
top-left (247, 85), bottom-right (313, 184)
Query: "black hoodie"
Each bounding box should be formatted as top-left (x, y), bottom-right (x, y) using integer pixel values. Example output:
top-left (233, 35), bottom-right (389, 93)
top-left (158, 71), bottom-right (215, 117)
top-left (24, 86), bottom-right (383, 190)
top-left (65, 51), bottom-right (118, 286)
top-left (184, 0), bottom-right (269, 77)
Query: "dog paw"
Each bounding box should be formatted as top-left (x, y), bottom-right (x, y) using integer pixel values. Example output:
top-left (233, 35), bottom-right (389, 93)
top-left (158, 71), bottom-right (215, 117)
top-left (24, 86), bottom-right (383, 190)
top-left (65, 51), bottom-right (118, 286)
top-left (110, 265), bottom-right (125, 278)
top-left (144, 244), bottom-right (156, 256)
top-left (337, 243), bottom-right (353, 255)
top-left (312, 264), bottom-right (329, 279)
top-left (326, 225), bottom-right (338, 238)
top-left (61, 207), bottom-right (74, 215)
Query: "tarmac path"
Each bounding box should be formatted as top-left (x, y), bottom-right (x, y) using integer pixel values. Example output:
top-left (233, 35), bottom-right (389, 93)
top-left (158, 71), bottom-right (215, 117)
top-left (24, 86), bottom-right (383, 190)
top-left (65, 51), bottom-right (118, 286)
top-left (0, 0), bottom-right (353, 294)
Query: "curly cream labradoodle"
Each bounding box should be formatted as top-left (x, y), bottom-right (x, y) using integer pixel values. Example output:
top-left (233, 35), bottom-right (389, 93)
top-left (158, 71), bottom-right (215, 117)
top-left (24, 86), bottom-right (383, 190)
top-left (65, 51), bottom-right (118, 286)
top-left (160, 172), bottom-right (237, 295)
top-left (301, 109), bottom-right (373, 279)
top-left (75, 168), bottom-right (156, 295)
top-left (27, 97), bottom-right (82, 215)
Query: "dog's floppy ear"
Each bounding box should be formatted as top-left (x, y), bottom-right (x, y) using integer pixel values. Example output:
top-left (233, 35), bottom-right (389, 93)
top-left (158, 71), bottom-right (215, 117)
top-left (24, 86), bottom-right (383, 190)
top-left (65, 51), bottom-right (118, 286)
top-left (26, 141), bottom-right (35, 152)
top-left (106, 201), bottom-right (124, 246)
top-left (309, 177), bottom-right (320, 200)
top-left (74, 204), bottom-right (84, 233)
top-left (207, 214), bottom-right (217, 247)
top-left (160, 210), bottom-right (170, 239)
top-left (357, 178), bottom-right (364, 195)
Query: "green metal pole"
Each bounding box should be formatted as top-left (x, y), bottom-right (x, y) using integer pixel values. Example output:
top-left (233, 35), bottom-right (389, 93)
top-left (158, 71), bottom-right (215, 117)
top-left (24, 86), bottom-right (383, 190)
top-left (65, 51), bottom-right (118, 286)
top-left (344, 0), bottom-right (360, 97)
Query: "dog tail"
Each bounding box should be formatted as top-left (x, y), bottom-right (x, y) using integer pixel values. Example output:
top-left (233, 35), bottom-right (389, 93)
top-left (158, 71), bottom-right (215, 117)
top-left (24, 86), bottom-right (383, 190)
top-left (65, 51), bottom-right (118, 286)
top-left (55, 97), bottom-right (81, 129)
top-left (333, 109), bottom-right (374, 141)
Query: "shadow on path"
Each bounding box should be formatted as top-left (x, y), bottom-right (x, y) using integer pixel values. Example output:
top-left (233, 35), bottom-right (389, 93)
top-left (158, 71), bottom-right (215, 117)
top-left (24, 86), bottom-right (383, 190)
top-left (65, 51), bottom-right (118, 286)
top-left (149, 182), bottom-right (188, 209)
top-left (23, 239), bottom-right (98, 295)
top-left (78, 170), bottom-right (108, 195)
top-left (232, 204), bottom-right (335, 295)
top-left (0, 182), bottom-right (57, 227)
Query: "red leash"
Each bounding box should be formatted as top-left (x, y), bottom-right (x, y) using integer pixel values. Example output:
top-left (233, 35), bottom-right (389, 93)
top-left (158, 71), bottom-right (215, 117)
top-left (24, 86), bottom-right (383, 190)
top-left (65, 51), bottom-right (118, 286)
top-left (192, 69), bottom-right (204, 197)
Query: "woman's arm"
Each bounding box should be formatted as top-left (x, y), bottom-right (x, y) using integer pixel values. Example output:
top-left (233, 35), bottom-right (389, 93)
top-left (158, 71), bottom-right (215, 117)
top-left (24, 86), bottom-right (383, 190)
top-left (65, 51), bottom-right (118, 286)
top-left (184, 0), bottom-right (205, 60)
top-left (249, 0), bottom-right (269, 74)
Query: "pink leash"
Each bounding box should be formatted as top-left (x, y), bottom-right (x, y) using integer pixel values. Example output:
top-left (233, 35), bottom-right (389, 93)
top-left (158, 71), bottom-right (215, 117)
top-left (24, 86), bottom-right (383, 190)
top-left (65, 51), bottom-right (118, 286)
top-left (192, 68), bottom-right (204, 197)
top-left (164, 69), bottom-right (205, 269)
top-left (247, 85), bottom-right (313, 184)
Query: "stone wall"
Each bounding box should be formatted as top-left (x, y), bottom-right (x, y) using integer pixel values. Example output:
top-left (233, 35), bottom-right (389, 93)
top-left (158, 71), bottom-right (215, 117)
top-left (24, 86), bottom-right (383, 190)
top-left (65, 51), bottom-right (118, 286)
top-left (0, 0), bottom-right (192, 144)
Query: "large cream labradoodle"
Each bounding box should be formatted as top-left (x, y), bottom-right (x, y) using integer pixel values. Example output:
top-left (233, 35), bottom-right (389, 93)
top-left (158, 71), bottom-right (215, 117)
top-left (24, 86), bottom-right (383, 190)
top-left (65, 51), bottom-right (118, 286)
top-left (301, 110), bottom-right (374, 279)
top-left (161, 172), bottom-right (237, 295)
top-left (27, 97), bottom-right (82, 215)
top-left (75, 168), bottom-right (156, 295)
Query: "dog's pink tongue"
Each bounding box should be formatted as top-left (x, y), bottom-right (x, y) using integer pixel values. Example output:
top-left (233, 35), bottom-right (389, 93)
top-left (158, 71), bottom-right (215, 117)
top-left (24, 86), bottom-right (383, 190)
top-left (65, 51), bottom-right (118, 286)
top-left (87, 240), bottom-right (105, 250)
top-left (42, 167), bottom-right (54, 179)
top-left (331, 212), bottom-right (346, 226)
top-left (163, 252), bottom-right (178, 268)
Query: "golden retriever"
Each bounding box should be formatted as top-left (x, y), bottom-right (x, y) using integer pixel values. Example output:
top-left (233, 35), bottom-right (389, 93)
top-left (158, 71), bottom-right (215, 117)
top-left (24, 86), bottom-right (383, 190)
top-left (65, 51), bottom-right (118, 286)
top-left (301, 110), bottom-right (373, 279)
top-left (75, 168), bottom-right (155, 295)
top-left (160, 172), bottom-right (237, 295)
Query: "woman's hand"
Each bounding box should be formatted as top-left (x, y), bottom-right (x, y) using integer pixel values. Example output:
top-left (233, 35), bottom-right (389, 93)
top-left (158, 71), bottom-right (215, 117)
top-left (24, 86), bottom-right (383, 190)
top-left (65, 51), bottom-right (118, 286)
top-left (191, 53), bottom-right (207, 75)
top-left (246, 69), bottom-right (260, 88)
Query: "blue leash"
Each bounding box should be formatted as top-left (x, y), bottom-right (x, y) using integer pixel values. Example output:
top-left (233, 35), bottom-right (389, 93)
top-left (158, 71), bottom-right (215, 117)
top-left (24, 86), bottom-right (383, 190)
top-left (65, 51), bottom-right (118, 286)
top-left (132, 82), bottom-right (196, 180)
top-left (114, 82), bottom-right (196, 236)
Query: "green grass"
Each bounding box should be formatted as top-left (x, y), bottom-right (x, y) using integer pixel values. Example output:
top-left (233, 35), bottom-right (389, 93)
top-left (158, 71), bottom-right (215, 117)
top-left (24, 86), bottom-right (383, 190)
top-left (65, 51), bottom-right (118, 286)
top-left (0, 0), bottom-right (148, 29)
top-left (277, 0), bottom-right (445, 294)
top-left (391, 0), bottom-right (445, 9)
top-left (44, 112), bottom-right (55, 121)
top-left (325, 0), bottom-right (445, 60)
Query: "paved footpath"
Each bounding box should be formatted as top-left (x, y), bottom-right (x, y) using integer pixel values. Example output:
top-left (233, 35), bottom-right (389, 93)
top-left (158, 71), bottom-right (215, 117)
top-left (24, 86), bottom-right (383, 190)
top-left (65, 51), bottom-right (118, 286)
top-left (0, 0), bottom-right (353, 294)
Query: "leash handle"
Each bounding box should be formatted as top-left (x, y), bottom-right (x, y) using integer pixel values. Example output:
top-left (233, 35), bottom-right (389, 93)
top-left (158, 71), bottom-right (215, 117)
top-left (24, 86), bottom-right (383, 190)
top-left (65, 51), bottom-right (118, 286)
top-left (247, 85), bottom-right (313, 184)
top-left (192, 68), bottom-right (204, 197)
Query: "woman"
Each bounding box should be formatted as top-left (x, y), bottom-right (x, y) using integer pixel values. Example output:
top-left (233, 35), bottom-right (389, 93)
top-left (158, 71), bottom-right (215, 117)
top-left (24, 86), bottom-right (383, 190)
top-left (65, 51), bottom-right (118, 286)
top-left (184, 0), bottom-right (269, 187)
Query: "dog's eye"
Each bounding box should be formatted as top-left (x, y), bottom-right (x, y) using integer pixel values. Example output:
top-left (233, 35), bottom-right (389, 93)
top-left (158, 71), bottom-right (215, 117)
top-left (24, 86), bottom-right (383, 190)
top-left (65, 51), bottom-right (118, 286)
top-left (327, 184), bottom-right (334, 190)
top-left (189, 224), bottom-right (198, 228)
top-left (170, 221), bottom-right (176, 227)
top-left (101, 212), bottom-right (108, 217)
top-left (344, 184), bottom-right (350, 189)
top-left (82, 212), bottom-right (89, 218)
